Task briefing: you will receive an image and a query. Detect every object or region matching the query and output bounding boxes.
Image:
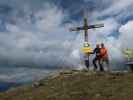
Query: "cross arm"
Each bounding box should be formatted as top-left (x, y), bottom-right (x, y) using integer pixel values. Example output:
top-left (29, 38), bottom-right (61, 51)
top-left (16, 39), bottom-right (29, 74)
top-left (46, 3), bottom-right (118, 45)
top-left (69, 26), bottom-right (84, 32)
top-left (88, 24), bottom-right (104, 29)
top-left (69, 24), bottom-right (104, 32)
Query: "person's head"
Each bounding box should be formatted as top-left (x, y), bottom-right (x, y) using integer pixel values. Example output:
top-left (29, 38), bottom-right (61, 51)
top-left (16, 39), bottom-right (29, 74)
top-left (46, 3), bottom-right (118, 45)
top-left (96, 44), bottom-right (100, 48)
top-left (101, 43), bottom-right (105, 48)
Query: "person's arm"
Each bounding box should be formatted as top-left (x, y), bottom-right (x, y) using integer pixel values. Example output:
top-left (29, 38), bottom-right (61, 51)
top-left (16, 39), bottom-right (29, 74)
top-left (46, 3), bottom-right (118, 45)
top-left (91, 48), bottom-right (96, 54)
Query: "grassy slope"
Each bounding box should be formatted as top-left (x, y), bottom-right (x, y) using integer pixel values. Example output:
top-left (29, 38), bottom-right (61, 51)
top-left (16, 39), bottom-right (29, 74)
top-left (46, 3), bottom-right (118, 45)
top-left (0, 70), bottom-right (133, 100)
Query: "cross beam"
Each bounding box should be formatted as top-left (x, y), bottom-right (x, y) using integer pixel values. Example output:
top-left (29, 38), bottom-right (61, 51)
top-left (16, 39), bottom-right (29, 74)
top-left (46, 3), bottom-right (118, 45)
top-left (70, 17), bottom-right (104, 42)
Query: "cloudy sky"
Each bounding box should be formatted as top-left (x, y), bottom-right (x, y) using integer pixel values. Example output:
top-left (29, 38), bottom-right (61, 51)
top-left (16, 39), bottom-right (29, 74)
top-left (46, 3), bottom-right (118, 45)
top-left (0, 0), bottom-right (133, 82)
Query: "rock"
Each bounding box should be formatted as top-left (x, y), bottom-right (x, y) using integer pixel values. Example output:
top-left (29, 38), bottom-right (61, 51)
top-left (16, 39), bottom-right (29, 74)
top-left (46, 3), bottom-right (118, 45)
top-left (126, 62), bottom-right (133, 72)
top-left (32, 82), bottom-right (43, 88)
top-left (95, 93), bottom-right (101, 98)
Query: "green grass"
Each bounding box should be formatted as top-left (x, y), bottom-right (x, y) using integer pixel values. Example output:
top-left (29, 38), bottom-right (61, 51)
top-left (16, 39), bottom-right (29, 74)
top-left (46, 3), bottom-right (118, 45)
top-left (0, 70), bottom-right (133, 100)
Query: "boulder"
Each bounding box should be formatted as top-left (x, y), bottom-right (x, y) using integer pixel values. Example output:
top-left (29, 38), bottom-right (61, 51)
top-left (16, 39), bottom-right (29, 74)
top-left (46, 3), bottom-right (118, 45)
top-left (126, 62), bottom-right (133, 72)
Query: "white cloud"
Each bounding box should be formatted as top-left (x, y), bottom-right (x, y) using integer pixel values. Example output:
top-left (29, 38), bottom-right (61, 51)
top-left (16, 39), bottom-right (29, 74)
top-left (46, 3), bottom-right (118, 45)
top-left (119, 20), bottom-right (133, 49)
top-left (101, 0), bottom-right (133, 15)
top-left (0, 0), bottom-right (133, 71)
top-left (0, 3), bottom-right (82, 68)
top-left (93, 18), bottom-right (120, 37)
top-left (35, 6), bottom-right (64, 32)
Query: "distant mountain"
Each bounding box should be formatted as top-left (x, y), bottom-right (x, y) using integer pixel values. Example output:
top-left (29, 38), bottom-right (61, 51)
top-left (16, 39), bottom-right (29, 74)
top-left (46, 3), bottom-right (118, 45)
top-left (0, 81), bottom-right (21, 92)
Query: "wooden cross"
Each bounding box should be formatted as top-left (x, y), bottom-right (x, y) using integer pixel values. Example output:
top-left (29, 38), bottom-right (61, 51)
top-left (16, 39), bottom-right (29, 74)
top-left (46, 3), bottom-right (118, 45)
top-left (70, 16), bottom-right (104, 42)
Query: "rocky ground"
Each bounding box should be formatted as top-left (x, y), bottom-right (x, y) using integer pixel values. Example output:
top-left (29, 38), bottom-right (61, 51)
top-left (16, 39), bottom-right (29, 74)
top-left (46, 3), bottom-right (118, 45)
top-left (0, 70), bottom-right (133, 100)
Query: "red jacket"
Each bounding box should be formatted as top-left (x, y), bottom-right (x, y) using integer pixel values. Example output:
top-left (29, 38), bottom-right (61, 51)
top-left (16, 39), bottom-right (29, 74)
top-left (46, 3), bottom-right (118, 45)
top-left (100, 47), bottom-right (108, 60)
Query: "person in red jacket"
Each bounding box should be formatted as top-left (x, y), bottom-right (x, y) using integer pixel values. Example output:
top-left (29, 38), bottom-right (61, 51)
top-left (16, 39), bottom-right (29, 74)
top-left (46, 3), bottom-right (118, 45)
top-left (99, 43), bottom-right (109, 71)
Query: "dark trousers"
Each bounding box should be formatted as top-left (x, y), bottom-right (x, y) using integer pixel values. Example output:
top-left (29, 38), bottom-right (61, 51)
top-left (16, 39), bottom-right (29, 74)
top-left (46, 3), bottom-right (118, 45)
top-left (100, 58), bottom-right (110, 71)
top-left (93, 57), bottom-right (104, 71)
top-left (100, 59), bottom-right (109, 66)
top-left (85, 60), bottom-right (89, 69)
